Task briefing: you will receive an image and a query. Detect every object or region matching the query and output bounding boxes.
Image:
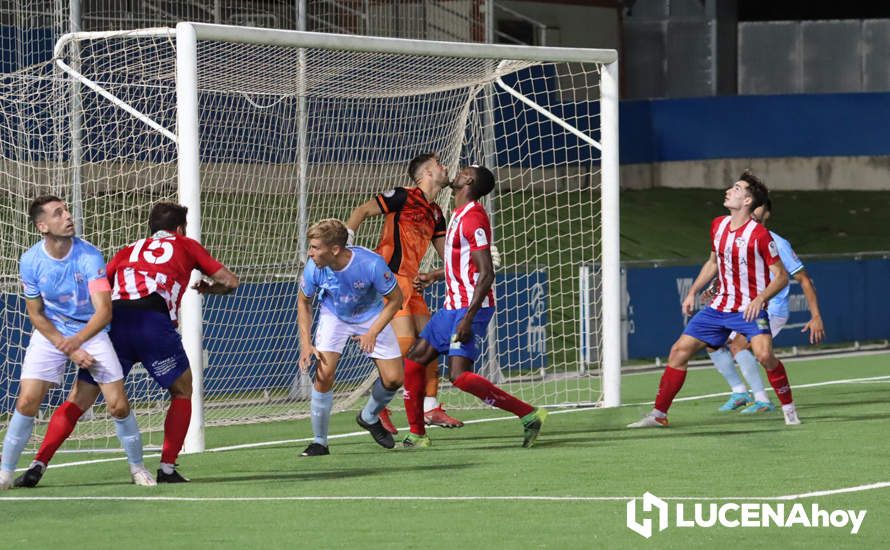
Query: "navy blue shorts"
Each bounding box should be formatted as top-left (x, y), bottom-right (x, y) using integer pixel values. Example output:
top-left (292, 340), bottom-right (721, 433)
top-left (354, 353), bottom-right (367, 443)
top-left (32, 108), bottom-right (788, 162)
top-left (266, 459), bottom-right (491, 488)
top-left (419, 307), bottom-right (495, 361)
top-left (683, 307), bottom-right (771, 349)
top-left (78, 306), bottom-right (190, 389)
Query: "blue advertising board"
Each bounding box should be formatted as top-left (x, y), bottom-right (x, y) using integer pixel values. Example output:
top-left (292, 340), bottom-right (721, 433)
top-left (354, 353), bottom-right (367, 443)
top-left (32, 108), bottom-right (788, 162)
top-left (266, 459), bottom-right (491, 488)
top-left (0, 270), bottom-right (548, 409)
top-left (625, 258), bottom-right (890, 359)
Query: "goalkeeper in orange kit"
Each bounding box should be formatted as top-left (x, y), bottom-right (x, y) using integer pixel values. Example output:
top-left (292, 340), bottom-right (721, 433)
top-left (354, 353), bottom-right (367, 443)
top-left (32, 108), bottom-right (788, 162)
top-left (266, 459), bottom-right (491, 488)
top-left (346, 153), bottom-right (465, 431)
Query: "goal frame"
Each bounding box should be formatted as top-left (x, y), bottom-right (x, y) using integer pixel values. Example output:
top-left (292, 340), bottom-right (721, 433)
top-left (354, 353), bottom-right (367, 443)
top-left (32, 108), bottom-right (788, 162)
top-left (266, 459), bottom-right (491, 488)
top-left (52, 22), bottom-right (621, 452)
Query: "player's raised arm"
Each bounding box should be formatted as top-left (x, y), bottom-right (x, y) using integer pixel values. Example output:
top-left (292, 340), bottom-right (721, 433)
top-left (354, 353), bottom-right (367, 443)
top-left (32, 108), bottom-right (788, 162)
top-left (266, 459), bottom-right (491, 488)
top-left (345, 197), bottom-right (385, 244)
top-left (193, 266), bottom-right (239, 295)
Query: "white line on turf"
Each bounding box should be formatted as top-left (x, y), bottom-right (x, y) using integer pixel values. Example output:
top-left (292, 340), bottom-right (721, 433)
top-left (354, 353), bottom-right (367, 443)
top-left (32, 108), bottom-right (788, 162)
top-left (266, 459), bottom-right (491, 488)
top-left (23, 373), bottom-right (890, 471)
top-left (1, 481), bottom-right (888, 502)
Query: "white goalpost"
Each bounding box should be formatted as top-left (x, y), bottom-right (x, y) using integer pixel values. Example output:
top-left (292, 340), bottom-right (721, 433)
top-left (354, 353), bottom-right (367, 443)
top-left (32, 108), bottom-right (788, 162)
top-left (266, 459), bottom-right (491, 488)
top-left (1, 23), bottom-right (619, 452)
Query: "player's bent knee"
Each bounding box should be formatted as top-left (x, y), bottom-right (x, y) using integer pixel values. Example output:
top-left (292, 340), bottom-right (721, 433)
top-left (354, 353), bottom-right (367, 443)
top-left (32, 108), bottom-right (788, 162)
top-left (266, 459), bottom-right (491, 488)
top-left (314, 378), bottom-right (334, 393)
top-left (754, 351), bottom-right (774, 367)
top-left (668, 345), bottom-right (693, 366)
top-left (168, 372), bottom-right (193, 399)
top-left (106, 399), bottom-right (131, 419)
top-left (16, 396), bottom-right (42, 416)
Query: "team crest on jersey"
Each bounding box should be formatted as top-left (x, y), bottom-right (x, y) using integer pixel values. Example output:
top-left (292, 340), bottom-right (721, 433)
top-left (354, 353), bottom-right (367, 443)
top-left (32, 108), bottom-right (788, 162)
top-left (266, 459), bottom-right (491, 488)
top-left (74, 272), bottom-right (84, 283)
top-left (734, 237), bottom-right (747, 248)
top-left (353, 280), bottom-right (368, 289)
top-left (768, 241), bottom-right (779, 257)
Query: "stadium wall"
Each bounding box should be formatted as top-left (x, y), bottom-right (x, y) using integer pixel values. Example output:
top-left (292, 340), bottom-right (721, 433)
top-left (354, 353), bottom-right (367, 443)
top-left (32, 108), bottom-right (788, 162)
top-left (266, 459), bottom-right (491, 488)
top-left (619, 92), bottom-right (890, 190)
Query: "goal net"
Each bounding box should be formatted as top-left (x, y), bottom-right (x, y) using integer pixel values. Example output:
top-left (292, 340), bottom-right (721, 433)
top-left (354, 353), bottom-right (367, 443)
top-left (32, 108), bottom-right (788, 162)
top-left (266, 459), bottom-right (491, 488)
top-left (0, 24), bottom-right (619, 450)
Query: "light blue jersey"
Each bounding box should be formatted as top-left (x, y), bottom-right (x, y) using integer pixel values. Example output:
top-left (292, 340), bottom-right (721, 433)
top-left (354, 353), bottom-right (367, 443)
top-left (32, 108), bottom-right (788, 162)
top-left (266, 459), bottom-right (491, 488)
top-left (767, 231), bottom-right (804, 319)
top-left (300, 246), bottom-right (398, 323)
top-left (19, 237), bottom-right (109, 337)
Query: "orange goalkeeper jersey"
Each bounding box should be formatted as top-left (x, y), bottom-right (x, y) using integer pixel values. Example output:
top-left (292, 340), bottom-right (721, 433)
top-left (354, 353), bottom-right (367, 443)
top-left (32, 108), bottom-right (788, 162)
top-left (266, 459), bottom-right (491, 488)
top-left (374, 186), bottom-right (446, 277)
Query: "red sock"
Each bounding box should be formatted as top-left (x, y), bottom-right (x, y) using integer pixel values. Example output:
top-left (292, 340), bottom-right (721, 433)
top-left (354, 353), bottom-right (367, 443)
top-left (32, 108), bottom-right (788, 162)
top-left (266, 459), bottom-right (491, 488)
top-left (34, 401), bottom-right (84, 465)
top-left (452, 372), bottom-right (534, 418)
top-left (403, 359), bottom-right (426, 436)
top-left (767, 361), bottom-right (793, 405)
top-left (653, 366), bottom-right (687, 415)
top-left (161, 397), bottom-right (192, 464)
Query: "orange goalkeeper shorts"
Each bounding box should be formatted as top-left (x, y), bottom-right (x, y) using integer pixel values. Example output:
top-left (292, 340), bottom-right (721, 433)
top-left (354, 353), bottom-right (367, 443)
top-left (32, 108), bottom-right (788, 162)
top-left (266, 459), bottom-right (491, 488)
top-left (388, 273), bottom-right (431, 319)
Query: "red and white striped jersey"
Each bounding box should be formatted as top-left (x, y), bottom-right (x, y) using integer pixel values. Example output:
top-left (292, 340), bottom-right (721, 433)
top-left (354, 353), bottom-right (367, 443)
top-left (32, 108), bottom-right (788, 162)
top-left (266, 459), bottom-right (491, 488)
top-left (106, 230), bottom-right (223, 324)
top-left (443, 201), bottom-right (495, 310)
top-left (709, 216), bottom-right (780, 313)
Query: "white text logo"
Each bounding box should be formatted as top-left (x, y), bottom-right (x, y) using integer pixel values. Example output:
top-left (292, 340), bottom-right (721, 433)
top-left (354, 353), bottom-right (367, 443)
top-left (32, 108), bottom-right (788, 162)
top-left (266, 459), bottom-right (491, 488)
top-left (626, 493), bottom-right (866, 538)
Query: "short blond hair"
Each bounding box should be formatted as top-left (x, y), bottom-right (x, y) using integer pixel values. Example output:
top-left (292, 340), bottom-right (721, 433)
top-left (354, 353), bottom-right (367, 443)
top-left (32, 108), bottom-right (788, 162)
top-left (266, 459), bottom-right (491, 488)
top-left (307, 218), bottom-right (348, 247)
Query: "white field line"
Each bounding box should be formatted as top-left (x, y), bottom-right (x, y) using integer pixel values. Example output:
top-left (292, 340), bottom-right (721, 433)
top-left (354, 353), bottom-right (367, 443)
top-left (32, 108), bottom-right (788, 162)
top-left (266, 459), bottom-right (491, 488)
top-left (31, 373), bottom-right (890, 468)
top-left (1, 481), bottom-right (889, 503)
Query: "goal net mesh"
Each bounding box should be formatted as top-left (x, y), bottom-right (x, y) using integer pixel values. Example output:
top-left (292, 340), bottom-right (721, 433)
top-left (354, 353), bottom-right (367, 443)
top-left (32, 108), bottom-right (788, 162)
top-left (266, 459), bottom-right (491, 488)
top-left (0, 28), bottom-right (606, 443)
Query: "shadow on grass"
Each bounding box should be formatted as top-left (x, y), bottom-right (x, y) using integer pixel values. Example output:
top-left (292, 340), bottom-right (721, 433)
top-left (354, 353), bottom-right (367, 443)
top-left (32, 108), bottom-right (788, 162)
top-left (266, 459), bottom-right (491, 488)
top-left (55, 461), bottom-right (480, 488)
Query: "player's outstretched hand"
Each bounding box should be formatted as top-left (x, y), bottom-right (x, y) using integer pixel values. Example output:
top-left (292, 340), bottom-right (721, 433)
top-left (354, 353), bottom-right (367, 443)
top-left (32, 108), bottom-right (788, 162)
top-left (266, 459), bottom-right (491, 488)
top-left (69, 348), bottom-right (96, 369)
top-left (352, 332), bottom-right (377, 354)
top-left (802, 316), bottom-right (825, 344)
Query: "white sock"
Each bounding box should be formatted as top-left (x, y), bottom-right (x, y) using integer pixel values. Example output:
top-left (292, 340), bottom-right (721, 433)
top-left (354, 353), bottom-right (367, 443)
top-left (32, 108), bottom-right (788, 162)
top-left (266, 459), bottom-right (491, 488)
top-left (1, 411), bottom-right (35, 473)
top-left (423, 396), bottom-right (439, 413)
top-left (650, 409), bottom-right (667, 419)
top-left (734, 349), bottom-right (767, 399)
top-left (709, 348), bottom-right (746, 393)
top-left (114, 411), bottom-right (145, 466)
top-left (782, 403), bottom-right (796, 413)
top-left (311, 389), bottom-right (333, 446)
